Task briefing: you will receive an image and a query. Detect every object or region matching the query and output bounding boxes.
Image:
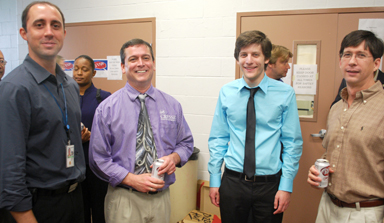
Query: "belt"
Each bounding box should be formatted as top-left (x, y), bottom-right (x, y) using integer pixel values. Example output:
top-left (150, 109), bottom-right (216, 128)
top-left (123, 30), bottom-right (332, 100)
top-left (327, 193), bottom-right (384, 208)
top-left (29, 182), bottom-right (78, 196)
top-left (117, 185), bottom-right (160, 195)
top-left (131, 188), bottom-right (160, 195)
top-left (225, 167), bottom-right (280, 182)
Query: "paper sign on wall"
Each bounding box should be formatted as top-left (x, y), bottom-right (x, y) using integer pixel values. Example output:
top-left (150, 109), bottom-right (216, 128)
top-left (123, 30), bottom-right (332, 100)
top-left (107, 56), bottom-right (123, 80)
top-left (293, 64), bottom-right (317, 95)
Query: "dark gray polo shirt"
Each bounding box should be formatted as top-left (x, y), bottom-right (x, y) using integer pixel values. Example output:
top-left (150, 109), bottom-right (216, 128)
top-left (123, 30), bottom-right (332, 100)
top-left (0, 55), bottom-right (85, 212)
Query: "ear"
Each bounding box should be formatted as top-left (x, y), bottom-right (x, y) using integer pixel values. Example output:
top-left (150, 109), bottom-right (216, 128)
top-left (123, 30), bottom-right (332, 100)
top-left (153, 60), bottom-right (156, 72)
top-left (373, 57), bottom-right (381, 73)
top-left (20, 28), bottom-right (27, 41)
top-left (265, 58), bottom-right (270, 65)
top-left (121, 63), bottom-right (126, 74)
top-left (92, 70), bottom-right (96, 78)
top-left (63, 29), bottom-right (67, 38)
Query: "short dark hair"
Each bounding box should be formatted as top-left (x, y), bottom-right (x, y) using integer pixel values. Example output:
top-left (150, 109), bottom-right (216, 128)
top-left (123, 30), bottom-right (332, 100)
top-left (22, 1), bottom-right (65, 32)
top-left (339, 30), bottom-right (384, 60)
top-left (75, 55), bottom-right (95, 72)
top-left (120, 39), bottom-right (154, 64)
top-left (234, 30), bottom-right (272, 61)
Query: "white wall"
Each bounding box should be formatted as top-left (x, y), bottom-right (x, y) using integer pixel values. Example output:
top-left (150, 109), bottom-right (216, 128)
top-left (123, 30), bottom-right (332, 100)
top-left (0, 0), bottom-right (18, 78)
top-left (2, 0), bottom-right (384, 181)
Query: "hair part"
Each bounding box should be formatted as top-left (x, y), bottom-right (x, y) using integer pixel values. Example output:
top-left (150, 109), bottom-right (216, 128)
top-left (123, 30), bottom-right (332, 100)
top-left (339, 30), bottom-right (384, 60)
top-left (120, 39), bottom-right (154, 64)
top-left (268, 44), bottom-right (293, 65)
top-left (234, 30), bottom-right (272, 61)
top-left (22, 1), bottom-right (65, 32)
top-left (75, 55), bottom-right (95, 72)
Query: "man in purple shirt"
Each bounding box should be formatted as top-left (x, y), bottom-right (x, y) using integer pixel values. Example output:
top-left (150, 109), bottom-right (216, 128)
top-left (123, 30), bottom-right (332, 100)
top-left (89, 38), bottom-right (194, 223)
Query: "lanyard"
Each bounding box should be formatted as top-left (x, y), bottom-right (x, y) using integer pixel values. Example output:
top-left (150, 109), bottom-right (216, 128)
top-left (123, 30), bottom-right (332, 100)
top-left (43, 83), bottom-right (70, 143)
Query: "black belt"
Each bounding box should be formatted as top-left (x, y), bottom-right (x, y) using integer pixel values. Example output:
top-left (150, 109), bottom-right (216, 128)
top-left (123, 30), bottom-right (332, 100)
top-left (327, 193), bottom-right (384, 208)
top-left (225, 167), bottom-right (281, 182)
top-left (29, 182), bottom-right (78, 196)
top-left (117, 185), bottom-right (160, 195)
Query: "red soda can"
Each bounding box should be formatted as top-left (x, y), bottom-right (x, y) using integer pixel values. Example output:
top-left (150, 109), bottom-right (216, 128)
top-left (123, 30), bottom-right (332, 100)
top-left (151, 159), bottom-right (165, 180)
top-left (315, 159), bottom-right (330, 188)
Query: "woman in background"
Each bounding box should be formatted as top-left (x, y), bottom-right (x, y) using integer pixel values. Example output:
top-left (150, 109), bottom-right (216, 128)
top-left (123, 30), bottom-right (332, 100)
top-left (73, 55), bottom-right (111, 223)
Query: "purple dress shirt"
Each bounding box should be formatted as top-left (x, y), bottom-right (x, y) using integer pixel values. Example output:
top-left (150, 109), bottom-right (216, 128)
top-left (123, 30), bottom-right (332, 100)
top-left (89, 82), bottom-right (194, 190)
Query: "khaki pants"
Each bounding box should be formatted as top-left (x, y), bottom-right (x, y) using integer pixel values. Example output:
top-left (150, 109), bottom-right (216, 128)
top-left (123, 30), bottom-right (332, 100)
top-left (316, 191), bottom-right (384, 223)
top-left (105, 185), bottom-right (170, 223)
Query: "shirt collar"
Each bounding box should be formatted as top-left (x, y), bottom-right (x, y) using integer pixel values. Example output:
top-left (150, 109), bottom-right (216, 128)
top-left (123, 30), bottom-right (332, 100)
top-left (341, 81), bottom-right (383, 103)
top-left (24, 54), bottom-right (68, 85)
top-left (84, 83), bottom-right (96, 95)
top-left (239, 73), bottom-right (269, 94)
top-left (124, 82), bottom-right (156, 102)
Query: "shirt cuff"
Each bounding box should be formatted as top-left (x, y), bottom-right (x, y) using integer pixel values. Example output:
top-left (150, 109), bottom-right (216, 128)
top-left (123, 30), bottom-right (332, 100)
top-left (210, 173), bottom-right (222, 188)
top-left (278, 177), bottom-right (293, 192)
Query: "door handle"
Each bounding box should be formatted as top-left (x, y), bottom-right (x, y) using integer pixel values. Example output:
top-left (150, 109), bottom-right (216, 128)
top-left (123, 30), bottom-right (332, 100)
top-left (311, 129), bottom-right (326, 139)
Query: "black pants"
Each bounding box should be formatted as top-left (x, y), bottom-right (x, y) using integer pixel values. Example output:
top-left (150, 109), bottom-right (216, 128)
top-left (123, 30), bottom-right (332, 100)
top-left (81, 165), bottom-right (108, 223)
top-left (32, 183), bottom-right (84, 223)
top-left (219, 169), bottom-right (283, 223)
top-left (0, 208), bottom-right (14, 223)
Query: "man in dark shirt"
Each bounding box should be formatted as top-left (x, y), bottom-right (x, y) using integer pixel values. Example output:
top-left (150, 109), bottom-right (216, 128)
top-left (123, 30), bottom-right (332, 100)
top-left (0, 2), bottom-right (85, 223)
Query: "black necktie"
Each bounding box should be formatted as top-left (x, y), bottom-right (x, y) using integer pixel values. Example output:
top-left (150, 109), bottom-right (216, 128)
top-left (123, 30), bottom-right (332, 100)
top-left (244, 87), bottom-right (259, 179)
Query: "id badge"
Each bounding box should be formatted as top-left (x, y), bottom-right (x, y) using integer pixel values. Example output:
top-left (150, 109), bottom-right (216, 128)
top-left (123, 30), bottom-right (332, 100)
top-left (66, 145), bottom-right (75, 168)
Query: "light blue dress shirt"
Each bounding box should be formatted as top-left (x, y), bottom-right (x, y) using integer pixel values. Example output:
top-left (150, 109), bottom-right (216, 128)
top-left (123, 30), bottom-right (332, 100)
top-left (208, 75), bottom-right (303, 192)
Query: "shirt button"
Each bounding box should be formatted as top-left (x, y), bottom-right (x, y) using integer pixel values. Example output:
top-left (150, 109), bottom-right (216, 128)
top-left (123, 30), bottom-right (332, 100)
top-left (337, 145), bottom-right (340, 148)
top-left (344, 108), bottom-right (347, 111)
top-left (329, 183), bottom-right (332, 186)
top-left (332, 164), bottom-right (335, 168)
top-left (341, 126), bottom-right (344, 130)
top-left (363, 100), bottom-right (367, 104)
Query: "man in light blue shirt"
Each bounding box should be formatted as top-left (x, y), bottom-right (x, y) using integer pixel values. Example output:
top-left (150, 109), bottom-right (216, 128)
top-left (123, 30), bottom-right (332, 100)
top-left (208, 30), bottom-right (303, 223)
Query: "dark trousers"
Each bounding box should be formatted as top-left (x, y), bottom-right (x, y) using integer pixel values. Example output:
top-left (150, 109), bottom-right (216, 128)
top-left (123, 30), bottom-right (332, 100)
top-left (0, 208), bottom-right (14, 223)
top-left (81, 165), bottom-right (108, 223)
top-left (219, 169), bottom-right (283, 223)
top-left (32, 183), bottom-right (84, 223)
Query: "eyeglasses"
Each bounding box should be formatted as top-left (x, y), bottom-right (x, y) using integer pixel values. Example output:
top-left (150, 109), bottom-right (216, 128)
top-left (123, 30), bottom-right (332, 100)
top-left (0, 60), bottom-right (7, 66)
top-left (341, 52), bottom-right (372, 60)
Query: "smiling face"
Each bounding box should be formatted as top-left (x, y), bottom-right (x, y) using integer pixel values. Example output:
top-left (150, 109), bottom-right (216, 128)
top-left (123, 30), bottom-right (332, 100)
top-left (121, 44), bottom-right (155, 92)
top-left (73, 57), bottom-right (96, 89)
top-left (237, 43), bottom-right (269, 87)
top-left (19, 4), bottom-right (66, 65)
top-left (339, 41), bottom-right (380, 90)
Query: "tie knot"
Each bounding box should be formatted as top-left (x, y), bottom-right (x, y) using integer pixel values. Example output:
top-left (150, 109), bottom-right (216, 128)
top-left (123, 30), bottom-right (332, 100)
top-left (138, 94), bottom-right (147, 102)
top-left (247, 87), bottom-right (259, 97)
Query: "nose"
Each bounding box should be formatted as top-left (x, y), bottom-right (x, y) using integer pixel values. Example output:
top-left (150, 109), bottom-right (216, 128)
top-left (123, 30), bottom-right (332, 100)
top-left (348, 55), bottom-right (357, 65)
top-left (44, 26), bottom-right (54, 37)
top-left (245, 54), bottom-right (252, 64)
top-left (287, 63), bottom-right (291, 69)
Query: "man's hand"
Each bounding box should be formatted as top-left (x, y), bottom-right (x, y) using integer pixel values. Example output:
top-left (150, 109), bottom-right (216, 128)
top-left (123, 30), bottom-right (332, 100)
top-left (209, 187), bottom-right (220, 207)
top-left (81, 127), bottom-right (91, 143)
top-left (307, 165), bottom-right (334, 189)
top-left (156, 153), bottom-right (181, 176)
top-left (122, 172), bottom-right (165, 193)
top-left (273, 190), bottom-right (291, 214)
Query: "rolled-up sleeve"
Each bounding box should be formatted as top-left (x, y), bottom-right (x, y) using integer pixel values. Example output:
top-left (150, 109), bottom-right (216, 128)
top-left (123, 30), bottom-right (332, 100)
top-left (0, 83), bottom-right (32, 211)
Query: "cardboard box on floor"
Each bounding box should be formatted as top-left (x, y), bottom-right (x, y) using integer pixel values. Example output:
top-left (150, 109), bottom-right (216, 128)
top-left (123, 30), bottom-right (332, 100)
top-left (181, 210), bottom-right (221, 223)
